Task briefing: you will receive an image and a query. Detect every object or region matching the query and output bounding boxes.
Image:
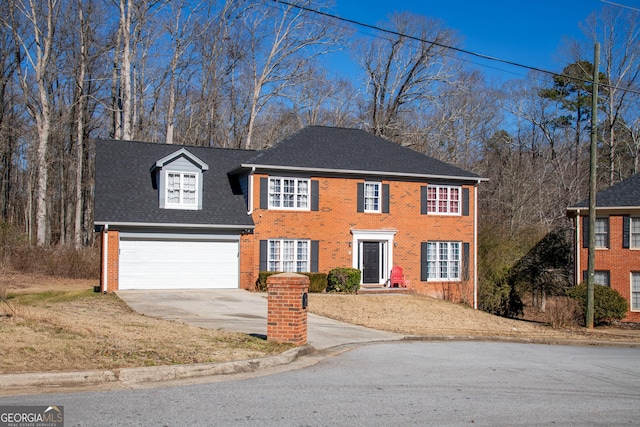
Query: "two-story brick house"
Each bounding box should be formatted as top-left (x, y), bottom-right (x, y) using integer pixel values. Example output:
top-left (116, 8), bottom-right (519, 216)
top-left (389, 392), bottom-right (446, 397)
top-left (95, 126), bottom-right (484, 306)
top-left (567, 173), bottom-right (640, 322)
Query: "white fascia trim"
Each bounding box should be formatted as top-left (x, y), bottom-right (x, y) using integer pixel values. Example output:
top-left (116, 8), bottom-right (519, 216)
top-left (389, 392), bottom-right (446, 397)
top-left (568, 206), bottom-right (640, 213)
top-left (239, 164), bottom-right (487, 183)
top-left (94, 221), bottom-right (254, 230)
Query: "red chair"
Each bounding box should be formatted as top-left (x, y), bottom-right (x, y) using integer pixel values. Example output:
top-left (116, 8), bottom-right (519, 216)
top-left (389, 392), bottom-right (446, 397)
top-left (389, 266), bottom-right (406, 288)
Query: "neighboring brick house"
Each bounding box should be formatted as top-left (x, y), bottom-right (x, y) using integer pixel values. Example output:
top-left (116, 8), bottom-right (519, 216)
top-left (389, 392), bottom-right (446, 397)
top-left (567, 173), bottom-right (640, 322)
top-left (95, 126), bottom-right (484, 306)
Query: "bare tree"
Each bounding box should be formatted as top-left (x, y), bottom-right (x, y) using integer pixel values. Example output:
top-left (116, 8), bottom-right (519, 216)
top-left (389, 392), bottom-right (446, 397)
top-left (161, 0), bottom-right (208, 145)
top-left (579, 5), bottom-right (640, 185)
top-left (0, 3), bottom-right (20, 223)
top-left (356, 12), bottom-right (459, 140)
top-left (414, 70), bottom-right (501, 169)
top-left (9, 0), bottom-right (61, 245)
top-left (235, 0), bottom-right (343, 149)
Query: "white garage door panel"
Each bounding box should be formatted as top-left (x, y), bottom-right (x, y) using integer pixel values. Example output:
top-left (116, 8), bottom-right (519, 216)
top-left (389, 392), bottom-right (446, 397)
top-left (119, 239), bottom-right (238, 290)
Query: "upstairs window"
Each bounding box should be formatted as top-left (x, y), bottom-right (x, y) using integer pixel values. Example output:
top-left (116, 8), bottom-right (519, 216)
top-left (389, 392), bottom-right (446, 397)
top-left (364, 182), bottom-right (381, 212)
top-left (426, 185), bottom-right (460, 215)
top-left (153, 148), bottom-right (207, 211)
top-left (269, 177), bottom-right (309, 210)
top-left (595, 218), bottom-right (609, 248)
top-left (631, 217), bottom-right (640, 248)
top-left (165, 171), bottom-right (198, 209)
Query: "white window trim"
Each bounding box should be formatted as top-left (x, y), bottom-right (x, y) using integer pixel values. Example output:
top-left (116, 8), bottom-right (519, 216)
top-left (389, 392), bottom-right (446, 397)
top-left (267, 239), bottom-right (311, 273)
top-left (426, 185), bottom-right (461, 216)
top-left (631, 272), bottom-right (640, 312)
top-left (426, 241), bottom-right (461, 281)
top-left (165, 170), bottom-right (199, 210)
top-left (268, 177), bottom-right (310, 211)
top-left (364, 182), bottom-right (381, 213)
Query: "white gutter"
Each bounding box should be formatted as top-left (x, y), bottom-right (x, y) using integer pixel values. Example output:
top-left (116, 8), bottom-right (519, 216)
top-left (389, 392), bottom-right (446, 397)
top-left (567, 205), bottom-right (640, 213)
top-left (93, 221), bottom-right (254, 230)
top-left (231, 163), bottom-right (488, 183)
top-left (247, 167), bottom-right (256, 215)
top-left (102, 224), bottom-right (108, 293)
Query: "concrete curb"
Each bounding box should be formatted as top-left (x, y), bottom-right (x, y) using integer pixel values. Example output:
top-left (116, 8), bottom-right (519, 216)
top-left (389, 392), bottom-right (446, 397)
top-left (401, 335), bottom-right (640, 348)
top-left (0, 345), bottom-right (315, 391)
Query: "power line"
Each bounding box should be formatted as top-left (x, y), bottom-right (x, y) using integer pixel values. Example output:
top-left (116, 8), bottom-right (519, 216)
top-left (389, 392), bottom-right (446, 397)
top-left (600, 0), bottom-right (640, 12)
top-left (272, 0), bottom-right (640, 96)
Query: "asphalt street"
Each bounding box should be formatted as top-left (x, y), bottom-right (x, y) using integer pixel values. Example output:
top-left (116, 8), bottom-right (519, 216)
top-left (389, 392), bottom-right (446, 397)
top-left (2, 341), bottom-right (639, 426)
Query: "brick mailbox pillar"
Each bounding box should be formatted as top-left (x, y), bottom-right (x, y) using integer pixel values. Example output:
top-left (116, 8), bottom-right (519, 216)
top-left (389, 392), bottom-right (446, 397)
top-left (267, 273), bottom-right (309, 345)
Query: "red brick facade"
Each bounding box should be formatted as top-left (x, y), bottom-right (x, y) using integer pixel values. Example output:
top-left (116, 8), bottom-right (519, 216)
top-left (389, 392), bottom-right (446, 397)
top-left (267, 273), bottom-right (309, 345)
top-left (575, 215), bottom-right (640, 322)
top-left (100, 230), bottom-right (120, 292)
top-left (240, 173), bottom-right (477, 304)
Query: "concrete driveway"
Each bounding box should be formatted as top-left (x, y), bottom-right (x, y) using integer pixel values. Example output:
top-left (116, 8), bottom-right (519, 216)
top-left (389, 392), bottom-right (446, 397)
top-left (117, 289), bottom-right (402, 350)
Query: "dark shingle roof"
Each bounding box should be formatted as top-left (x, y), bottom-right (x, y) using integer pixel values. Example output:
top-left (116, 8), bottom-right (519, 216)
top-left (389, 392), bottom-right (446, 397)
top-left (95, 126), bottom-right (484, 226)
top-left (570, 173), bottom-right (640, 209)
top-left (239, 126), bottom-right (481, 180)
top-left (94, 139), bottom-right (255, 227)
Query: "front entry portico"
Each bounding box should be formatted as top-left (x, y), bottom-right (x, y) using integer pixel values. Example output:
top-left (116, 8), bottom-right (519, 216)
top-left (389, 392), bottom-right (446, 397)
top-left (351, 229), bottom-right (397, 286)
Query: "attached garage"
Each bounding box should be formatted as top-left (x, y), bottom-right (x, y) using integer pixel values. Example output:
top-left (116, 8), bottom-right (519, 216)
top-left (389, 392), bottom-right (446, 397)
top-left (118, 236), bottom-right (239, 290)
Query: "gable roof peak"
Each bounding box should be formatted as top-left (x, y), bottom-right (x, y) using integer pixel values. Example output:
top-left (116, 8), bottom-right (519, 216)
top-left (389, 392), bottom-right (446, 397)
top-left (151, 147), bottom-right (209, 172)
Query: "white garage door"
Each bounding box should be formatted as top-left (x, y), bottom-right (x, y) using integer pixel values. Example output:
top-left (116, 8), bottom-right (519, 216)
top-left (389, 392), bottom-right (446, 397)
top-left (119, 238), bottom-right (239, 290)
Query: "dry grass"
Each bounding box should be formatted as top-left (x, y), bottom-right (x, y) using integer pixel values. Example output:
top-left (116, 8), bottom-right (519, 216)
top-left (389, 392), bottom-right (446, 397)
top-left (0, 271), bottom-right (291, 375)
top-left (307, 293), bottom-right (640, 343)
top-left (1, 270), bottom-right (638, 376)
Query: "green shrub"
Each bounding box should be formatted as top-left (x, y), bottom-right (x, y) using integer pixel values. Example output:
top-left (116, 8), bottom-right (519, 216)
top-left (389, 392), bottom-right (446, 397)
top-left (478, 277), bottom-right (523, 318)
top-left (255, 272), bottom-right (278, 291)
top-left (255, 272), bottom-right (328, 293)
top-left (326, 268), bottom-right (361, 293)
top-left (567, 283), bottom-right (628, 325)
top-left (306, 273), bottom-right (328, 293)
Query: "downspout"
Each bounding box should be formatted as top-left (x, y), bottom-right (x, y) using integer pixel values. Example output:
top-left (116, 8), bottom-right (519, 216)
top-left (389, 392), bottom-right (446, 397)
top-left (102, 224), bottom-right (109, 293)
top-left (474, 183), bottom-right (478, 310)
top-left (247, 167), bottom-right (256, 215)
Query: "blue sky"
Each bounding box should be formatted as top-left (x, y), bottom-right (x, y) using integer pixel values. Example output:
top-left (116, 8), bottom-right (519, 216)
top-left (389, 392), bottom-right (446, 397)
top-left (329, 0), bottom-right (640, 81)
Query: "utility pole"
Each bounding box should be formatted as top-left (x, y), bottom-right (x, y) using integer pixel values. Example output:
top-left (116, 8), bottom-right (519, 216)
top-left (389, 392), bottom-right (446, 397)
top-left (586, 42), bottom-right (600, 329)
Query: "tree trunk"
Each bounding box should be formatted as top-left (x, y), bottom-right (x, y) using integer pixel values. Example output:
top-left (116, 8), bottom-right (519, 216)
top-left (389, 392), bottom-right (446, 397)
top-left (74, 0), bottom-right (87, 249)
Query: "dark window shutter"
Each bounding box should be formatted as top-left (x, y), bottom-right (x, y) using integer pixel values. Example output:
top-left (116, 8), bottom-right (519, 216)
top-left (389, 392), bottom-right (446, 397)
top-left (605, 217), bottom-right (610, 248)
top-left (382, 184), bottom-right (390, 213)
top-left (311, 240), bottom-right (319, 272)
top-left (420, 242), bottom-right (429, 281)
top-left (462, 242), bottom-right (470, 280)
top-left (582, 217), bottom-right (589, 248)
top-left (259, 240), bottom-right (268, 271)
top-left (623, 215), bottom-right (630, 248)
top-left (462, 188), bottom-right (470, 216)
top-left (420, 186), bottom-right (428, 215)
top-left (582, 270), bottom-right (587, 282)
top-left (260, 177), bottom-right (268, 209)
top-left (605, 270), bottom-right (610, 287)
top-left (311, 180), bottom-right (319, 212)
top-left (357, 182), bottom-right (364, 212)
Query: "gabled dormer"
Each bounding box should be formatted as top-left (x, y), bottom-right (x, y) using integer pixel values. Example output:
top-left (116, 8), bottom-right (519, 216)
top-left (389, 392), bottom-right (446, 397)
top-left (151, 148), bottom-right (209, 210)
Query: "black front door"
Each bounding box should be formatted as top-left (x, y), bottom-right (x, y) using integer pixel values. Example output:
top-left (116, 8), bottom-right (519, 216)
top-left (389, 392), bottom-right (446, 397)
top-left (362, 242), bottom-right (380, 284)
